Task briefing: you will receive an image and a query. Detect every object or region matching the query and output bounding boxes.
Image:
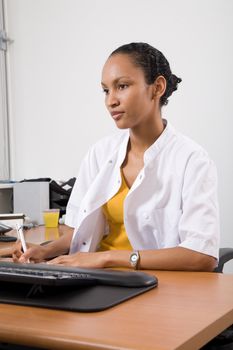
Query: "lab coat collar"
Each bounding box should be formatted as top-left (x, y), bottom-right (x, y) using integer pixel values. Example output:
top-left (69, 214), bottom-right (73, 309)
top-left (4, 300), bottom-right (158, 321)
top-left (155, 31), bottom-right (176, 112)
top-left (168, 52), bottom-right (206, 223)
top-left (117, 119), bottom-right (176, 166)
top-left (143, 119), bottom-right (176, 165)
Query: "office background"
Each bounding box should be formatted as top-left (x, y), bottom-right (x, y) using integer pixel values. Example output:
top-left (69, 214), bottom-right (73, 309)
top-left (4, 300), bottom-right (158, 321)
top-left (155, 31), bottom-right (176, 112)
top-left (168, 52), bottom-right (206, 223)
top-left (1, 0), bottom-right (233, 271)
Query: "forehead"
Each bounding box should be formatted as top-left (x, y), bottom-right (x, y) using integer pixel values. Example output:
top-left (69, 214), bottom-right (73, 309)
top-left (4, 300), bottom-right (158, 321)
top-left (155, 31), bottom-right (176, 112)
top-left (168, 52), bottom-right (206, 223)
top-left (101, 54), bottom-right (145, 85)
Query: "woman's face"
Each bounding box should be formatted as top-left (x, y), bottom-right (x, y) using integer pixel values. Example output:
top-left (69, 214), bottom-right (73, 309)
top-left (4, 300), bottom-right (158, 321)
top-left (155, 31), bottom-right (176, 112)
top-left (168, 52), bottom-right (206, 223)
top-left (101, 54), bottom-right (157, 130)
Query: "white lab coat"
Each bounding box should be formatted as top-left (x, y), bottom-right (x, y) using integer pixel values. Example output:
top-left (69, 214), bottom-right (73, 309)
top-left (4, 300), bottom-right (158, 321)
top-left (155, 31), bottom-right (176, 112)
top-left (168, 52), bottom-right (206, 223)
top-left (66, 120), bottom-right (219, 259)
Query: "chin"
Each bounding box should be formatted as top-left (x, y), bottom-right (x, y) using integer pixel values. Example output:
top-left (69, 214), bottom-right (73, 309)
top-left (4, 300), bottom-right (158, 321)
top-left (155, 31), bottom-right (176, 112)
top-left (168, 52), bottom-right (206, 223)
top-left (114, 120), bottom-right (131, 130)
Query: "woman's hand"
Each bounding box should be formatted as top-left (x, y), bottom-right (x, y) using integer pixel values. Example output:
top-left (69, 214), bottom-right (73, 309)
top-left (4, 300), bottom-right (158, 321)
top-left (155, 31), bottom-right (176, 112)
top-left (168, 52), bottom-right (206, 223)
top-left (47, 251), bottom-right (109, 269)
top-left (12, 242), bottom-right (48, 264)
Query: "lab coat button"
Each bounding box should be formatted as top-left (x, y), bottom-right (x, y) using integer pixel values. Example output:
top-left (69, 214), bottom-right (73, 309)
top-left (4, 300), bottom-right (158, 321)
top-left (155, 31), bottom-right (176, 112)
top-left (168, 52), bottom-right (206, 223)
top-left (82, 242), bottom-right (86, 245)
top-left (143, 212), bottom-right (149, 220)
top-left (108, 160), bottom-right (113, 164)
top-left (83, 209), bottom-right (87, 213)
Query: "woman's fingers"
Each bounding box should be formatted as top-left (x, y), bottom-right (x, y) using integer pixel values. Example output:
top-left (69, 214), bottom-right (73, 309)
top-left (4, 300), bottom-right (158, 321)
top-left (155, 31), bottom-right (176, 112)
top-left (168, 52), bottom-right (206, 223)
top-left (12, 240), bottom-right (23, 262)
top-left (47, 255), bottom-right (67, 265)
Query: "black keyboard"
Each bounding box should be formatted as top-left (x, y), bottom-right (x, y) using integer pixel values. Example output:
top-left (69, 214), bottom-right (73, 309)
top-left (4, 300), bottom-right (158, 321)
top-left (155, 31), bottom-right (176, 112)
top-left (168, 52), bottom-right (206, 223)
top-left (0, 235), bottom-right (17, 242)
top-left (0, 261), bottom-right (158, 288)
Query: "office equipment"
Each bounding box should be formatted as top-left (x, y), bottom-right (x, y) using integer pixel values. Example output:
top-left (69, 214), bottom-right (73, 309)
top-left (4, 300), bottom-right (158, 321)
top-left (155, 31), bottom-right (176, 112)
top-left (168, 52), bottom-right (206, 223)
top-left (49, 178), bottom-right (76, 217)
top-left (0, 213), bottom-right (25, 228)
top-left (0, 183), bottom-right (13, 214)
top-left (0, 221), bottom-right (17, 242)
top-left (0, 222), bottom-right (12, 234)
top-left (14, 181), bottom-right (50, 224)
top-left (0, 235), bottom-right (17, 242)
top-left (0, 261), bottom-right (157, 312)
top-left (0, 261), bottom-right (157, 288)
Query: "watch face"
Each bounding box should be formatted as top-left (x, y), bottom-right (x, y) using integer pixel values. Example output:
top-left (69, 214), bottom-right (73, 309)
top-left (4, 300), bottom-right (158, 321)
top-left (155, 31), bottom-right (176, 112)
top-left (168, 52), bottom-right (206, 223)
top-left (131, 254), bottom-right (138, 262)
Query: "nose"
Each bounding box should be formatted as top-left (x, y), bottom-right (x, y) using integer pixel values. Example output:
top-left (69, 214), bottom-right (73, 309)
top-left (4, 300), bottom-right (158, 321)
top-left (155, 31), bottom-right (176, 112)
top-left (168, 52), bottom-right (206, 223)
top-left (106, 90), bottom-right (120, 108)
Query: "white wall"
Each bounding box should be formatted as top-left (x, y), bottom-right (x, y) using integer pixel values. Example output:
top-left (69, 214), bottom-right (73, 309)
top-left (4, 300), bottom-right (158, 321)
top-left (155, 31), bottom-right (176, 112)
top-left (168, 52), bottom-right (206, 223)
top-left (4, 0), bottom-right (233, 271)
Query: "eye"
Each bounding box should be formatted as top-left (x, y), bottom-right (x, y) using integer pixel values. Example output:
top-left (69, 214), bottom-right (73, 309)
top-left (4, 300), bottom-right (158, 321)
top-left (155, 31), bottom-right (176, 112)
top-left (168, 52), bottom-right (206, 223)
top-left (118, 84), bottom-right (128, 90)
top-left (102, 88), bottom-right (109, 95)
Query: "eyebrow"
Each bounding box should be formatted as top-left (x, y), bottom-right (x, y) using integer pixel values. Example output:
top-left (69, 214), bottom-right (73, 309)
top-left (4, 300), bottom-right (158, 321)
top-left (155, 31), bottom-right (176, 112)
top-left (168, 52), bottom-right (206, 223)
top-left (101, 76), bottom-right (132, 87)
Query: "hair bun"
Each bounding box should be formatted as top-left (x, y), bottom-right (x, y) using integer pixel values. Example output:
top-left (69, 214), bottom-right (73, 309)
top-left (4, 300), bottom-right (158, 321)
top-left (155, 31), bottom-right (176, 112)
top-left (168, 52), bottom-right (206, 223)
top-left (169, 74), bottom-right (182, 88)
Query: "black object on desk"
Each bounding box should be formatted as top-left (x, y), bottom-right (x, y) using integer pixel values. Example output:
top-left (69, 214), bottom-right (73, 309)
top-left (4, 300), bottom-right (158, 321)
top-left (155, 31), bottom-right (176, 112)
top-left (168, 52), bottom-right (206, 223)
top-left (50, 177), bottom-right (76, 217)
top-left (0, 262), bottom-right (158, 312)
top-left (0, 222), bottom-right (17, 242)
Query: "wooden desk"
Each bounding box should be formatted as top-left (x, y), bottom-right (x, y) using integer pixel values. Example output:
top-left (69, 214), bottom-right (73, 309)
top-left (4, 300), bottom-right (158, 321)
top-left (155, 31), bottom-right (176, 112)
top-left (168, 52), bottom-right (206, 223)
top-left (0, 226), bottom-right (233, 350)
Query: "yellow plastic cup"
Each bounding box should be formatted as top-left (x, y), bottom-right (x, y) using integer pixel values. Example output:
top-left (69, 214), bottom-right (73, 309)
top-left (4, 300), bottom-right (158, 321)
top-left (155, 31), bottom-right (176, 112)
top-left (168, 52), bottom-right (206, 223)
top-left (43, 209), bottom-right (60, 228)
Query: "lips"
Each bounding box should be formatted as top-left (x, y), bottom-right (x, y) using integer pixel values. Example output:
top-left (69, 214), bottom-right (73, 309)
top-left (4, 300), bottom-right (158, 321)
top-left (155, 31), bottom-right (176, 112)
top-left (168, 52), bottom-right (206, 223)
top-left (110, 111), bottom-right (124, 120)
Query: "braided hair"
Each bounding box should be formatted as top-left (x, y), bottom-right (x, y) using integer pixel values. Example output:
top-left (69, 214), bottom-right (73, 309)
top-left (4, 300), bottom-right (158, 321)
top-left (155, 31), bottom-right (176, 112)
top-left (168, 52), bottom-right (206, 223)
top-left (110, 42), bottom-right (181, 106)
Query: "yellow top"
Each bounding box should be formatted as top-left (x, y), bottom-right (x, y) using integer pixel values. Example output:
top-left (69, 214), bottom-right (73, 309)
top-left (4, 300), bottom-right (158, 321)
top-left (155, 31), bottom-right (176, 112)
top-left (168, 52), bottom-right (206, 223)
top-left (98, 170), bottom-right (133, 251)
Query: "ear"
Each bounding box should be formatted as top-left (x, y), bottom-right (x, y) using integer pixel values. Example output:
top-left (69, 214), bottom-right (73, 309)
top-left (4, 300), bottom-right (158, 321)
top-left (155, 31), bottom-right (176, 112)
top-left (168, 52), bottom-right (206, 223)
top-left (152, 76), bottom-right (166, 100)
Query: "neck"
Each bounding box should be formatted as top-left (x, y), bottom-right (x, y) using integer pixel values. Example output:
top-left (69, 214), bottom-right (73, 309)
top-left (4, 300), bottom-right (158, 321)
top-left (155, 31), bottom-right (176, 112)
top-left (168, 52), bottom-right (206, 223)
top-left (129, 117), bottom-right (165, 154)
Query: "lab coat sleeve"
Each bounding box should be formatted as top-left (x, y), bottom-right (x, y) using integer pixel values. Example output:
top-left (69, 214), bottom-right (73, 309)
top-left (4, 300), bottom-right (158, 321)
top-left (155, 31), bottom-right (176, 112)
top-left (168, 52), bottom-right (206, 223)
top-left (178, 150), bottom-right (220, 259)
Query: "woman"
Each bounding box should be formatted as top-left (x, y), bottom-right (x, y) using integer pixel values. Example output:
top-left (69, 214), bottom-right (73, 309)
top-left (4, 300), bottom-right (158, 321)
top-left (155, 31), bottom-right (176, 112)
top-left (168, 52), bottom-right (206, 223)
top-left (14, 42), bottom-right (219, 271)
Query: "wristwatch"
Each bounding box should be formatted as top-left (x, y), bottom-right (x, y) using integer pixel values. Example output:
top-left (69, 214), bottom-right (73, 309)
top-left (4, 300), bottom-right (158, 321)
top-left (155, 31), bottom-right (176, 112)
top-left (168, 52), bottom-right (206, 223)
top-left (130, 251), bottom-right (140, 270)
